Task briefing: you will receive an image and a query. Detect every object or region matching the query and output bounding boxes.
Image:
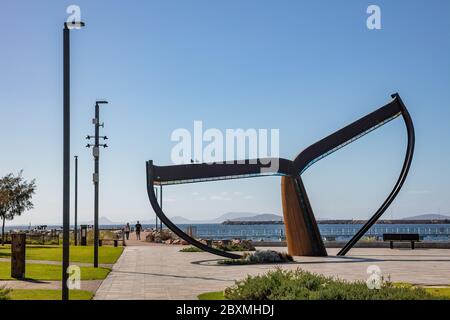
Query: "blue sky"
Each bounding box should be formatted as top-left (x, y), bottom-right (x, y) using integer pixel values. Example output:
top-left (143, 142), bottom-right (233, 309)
top-left (1, 0), bottom-right (450, 225)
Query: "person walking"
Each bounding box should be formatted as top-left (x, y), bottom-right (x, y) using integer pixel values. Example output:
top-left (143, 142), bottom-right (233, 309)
top-left (124, 223), bottom-right (130, 240)
top-left (135, 221), bottom-right (143, 240)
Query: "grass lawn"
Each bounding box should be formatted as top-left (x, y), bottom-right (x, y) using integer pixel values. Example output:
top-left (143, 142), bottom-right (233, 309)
top-left (0, 245), bottom-right (123, 264)
top-left (8, 289), bottom-right (93, 300)
top-left (424, 287), bottom-right (450, 298)
top-left (198, 291), bottom-right (225, 300)
top-left (0, 261), bottom-right (110, 280)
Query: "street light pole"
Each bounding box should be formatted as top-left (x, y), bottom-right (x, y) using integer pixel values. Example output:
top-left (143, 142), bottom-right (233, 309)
top-left (62, 21), bottom-right (84, 301)
top-left (74, 155), bottom-right (78, 246)
top-left (86, 101), bottom-right (108, 268)
top-left (160, 185), bottom-right (163, 230)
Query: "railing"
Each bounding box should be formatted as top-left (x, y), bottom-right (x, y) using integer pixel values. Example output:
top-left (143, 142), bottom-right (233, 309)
top-left (3, 233), bottom-right (60, 245)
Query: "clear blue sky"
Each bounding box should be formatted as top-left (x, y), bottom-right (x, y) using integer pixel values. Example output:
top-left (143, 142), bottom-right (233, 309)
top-left (1, 0), bottom-right (450, 225)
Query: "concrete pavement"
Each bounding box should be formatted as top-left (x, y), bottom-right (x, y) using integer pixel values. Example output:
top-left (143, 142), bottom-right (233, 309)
top-left (94, 245), bottom-right (450, 300)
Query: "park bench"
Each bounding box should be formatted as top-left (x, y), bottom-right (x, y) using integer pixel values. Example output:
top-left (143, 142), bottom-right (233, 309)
top-left (383, 233), bottom-right (420, 250)
top-left (99, 238), bottom-right (125, 247)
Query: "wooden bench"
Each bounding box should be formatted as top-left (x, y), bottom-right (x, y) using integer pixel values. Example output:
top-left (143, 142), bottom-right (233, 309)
top-left (383, 233), bottom-right (420, 249)
top-left (99, 238), bottom-right (125, 247)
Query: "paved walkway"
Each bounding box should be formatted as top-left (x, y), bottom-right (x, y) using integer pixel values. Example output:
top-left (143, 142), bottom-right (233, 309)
top-left (124, 231), bottom-right (159, 246)
top-left (94, 246), bottom-right (450, 300)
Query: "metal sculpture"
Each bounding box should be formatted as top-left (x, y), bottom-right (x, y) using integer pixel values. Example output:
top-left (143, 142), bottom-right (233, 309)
top-left (146, 93), bottom-right (414, 258)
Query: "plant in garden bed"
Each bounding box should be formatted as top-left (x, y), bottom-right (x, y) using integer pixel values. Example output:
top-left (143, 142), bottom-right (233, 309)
top-left (223, 268), bottom-right (442, 300)
top-left (179, 246), bottom-right (204, 252)
top-left (180, 241), bottom-right (256, 253)
top-left (218, 250), bottom-right (293, 265)
top-left (0, 287), bottom-right (10, 300)
top-left (215, 240), bottom-right (255, 252)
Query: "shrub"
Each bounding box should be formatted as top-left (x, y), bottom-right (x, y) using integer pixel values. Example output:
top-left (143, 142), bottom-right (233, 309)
top-left (180, 241), bottom-right (256, 253)
top-left (0, 287), bottom-right (10, 300)
top-left (215, 241), bottom-right (255, 252)
top-left (218, 250), bottom-right (293, 265)
top-left (179, 246), bottom-right (204, 252)
top-left (224, 268), bottom-right (440, 300)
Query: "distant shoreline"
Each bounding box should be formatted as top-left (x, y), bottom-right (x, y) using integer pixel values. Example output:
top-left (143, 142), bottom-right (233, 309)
top-left (222, 219), bottom-right (450, 225)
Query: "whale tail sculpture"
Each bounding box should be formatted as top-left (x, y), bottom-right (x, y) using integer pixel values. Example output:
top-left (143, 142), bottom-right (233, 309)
top-left (146, 93), bottom-right (414, 258)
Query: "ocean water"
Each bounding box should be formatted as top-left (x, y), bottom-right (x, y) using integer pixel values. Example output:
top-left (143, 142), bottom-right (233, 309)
top-left (172, 223), bottom-right (450, 242)
top-left (6, 223), bottom-right (450, 242)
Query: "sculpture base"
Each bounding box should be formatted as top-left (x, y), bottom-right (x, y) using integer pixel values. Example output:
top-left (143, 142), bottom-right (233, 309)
top-left (281, 176), bottom-right (327, 256)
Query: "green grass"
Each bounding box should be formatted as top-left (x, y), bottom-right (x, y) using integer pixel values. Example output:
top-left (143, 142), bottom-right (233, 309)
top-left (0, 261), bottom-right (110, 280)
top-left (0, 287), bottom-right (10, 300)
top-left (8, 289), bottom-right (93, 300)
top-left (198, 291), bottom-right (225, 300)
top-left (424, 287), bottom-right (450, 298)
top-left (0, 245), bottom-right (123, 264)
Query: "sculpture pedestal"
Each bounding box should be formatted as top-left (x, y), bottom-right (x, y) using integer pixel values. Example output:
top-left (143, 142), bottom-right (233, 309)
top-left (281, 176), bottom-right (327, 257)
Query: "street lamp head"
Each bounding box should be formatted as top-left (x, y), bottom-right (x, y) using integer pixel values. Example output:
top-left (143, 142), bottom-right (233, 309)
top-left (96, 100), bottom-right (109, 105)
top-left (64, 21), bottom-right (86, 30)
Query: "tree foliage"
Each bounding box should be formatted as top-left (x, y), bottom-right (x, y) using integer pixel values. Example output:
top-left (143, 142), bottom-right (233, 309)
top-left (0, 171), bottom-right (36, 244)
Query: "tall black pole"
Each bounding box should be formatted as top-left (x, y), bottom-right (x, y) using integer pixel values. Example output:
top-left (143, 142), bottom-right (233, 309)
top-left (62, 24), bottom-right (70, 301)
top-left (62, 20), bottom-right (84, 301)
top-left (94, 103), bottom-right (99, 268)
top-left (160, 185), bottom-right (163, 230)
top-left (86, 101), bottom-right (108, 268)
top-left (74, 155), bottom-right (78, 246)
top-left (155, 188), bottom-right (159, 231)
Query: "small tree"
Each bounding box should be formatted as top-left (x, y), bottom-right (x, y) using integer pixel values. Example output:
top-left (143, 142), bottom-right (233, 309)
top-left (0, 171), bottom-right (36, 245)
